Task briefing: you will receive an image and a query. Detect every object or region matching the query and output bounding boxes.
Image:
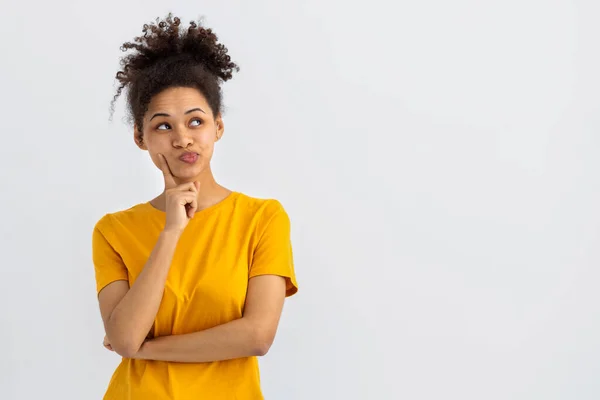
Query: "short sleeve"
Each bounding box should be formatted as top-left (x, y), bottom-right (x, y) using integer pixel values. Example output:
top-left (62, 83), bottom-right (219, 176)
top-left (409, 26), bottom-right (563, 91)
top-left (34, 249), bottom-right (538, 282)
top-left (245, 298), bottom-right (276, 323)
top-left (249, 201), bottom-right (298, 297)
top-left (92, 215), bottom-right (129, 294)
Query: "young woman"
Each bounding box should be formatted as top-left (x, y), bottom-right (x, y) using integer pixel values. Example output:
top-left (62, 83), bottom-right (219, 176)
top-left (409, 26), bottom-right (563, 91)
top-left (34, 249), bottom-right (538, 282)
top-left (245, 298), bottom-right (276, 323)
top-left (92, 14), bottom-right (298, 399)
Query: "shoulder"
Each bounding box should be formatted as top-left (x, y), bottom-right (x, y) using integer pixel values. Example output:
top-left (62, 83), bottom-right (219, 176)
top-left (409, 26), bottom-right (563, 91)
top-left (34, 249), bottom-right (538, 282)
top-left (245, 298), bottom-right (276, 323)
top-left (93, 202), bottom-right (151, 234)
top-left (234, 192), bottom-right (288, 221)
top-left (233, 192), bottom-right (291, 239)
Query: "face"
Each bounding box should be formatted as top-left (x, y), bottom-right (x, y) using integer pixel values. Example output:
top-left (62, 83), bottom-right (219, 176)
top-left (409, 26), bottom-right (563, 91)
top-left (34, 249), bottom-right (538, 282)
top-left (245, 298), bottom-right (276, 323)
top-left (134, 86), bottom-right (223, 184)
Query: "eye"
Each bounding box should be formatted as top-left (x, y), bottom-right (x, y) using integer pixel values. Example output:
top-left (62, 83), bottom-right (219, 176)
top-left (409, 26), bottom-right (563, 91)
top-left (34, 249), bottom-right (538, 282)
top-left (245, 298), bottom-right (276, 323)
top-left (154, 119), bottom-right (201, 131)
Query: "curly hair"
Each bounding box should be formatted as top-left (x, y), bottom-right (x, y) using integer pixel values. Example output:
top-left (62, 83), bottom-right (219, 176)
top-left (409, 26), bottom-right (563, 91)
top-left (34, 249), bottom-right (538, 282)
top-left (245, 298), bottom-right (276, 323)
top-left (110, 13), bottom-right (239, 131)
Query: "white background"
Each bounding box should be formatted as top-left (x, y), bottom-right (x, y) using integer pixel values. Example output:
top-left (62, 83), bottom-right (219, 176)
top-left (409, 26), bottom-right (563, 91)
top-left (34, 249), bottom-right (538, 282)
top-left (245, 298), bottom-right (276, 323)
top-left (1, 0), bottom-right (599, 399)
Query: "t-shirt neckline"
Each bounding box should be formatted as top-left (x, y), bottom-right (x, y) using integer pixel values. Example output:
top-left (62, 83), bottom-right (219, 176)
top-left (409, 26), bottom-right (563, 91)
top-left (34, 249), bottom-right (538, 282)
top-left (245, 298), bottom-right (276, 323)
top-left (143, 191), bottom-right (239, 217)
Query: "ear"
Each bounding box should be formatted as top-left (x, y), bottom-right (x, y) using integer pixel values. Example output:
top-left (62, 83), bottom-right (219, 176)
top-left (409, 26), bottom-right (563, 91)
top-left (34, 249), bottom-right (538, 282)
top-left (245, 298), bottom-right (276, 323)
top-left (134, 125), bottom-right (147, 150)
top-left (214, 114), bottom-right (224, 142)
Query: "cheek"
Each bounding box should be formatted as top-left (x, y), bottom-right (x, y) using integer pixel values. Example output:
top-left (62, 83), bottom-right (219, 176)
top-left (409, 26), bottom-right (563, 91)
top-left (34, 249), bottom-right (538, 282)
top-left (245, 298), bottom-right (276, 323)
top-left (149, 153), bottom-right (160, 168)
top-left (197, 134), bottom-right (216, 152)
top-left (142, 143), bottom-right (162, 168)
top-left (144, 137), bottom-right (166, 158)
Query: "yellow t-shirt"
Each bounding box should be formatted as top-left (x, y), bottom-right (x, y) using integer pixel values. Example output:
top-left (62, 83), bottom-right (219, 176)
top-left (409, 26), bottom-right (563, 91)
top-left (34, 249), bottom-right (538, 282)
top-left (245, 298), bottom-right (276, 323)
top-left (92, 191), bottom-right (298, 400)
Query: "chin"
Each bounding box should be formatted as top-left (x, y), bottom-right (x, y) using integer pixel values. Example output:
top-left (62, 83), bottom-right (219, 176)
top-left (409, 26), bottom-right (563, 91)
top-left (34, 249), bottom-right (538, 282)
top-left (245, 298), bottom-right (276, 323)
top-left (175, 164), bottom-right (204, 180)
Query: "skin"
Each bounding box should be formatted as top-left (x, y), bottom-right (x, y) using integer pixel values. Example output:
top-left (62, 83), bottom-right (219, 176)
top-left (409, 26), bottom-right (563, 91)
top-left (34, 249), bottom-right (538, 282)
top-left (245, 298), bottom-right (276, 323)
top-left (135, 86), bottom-right (230, 214)
top-left (99, 86), bottom-right (287, 361)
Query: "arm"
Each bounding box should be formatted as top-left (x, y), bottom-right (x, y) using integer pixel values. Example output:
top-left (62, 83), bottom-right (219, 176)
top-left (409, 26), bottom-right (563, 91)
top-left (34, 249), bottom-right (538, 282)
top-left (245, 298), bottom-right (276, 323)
top-left (98, 155), bottom-right (200, 358)
top-left (133, 274), bottom-right (287, 363)
top-left (99, 229), bottom-right (181, 358)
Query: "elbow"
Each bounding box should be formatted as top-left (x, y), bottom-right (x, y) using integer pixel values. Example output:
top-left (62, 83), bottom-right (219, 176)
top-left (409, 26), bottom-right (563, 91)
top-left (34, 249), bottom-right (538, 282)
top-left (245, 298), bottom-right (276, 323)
top-left (251, 327), bottom-right (276, 357)
top-left (256, 344), bottom-right (271, 357)
top-left (108, 335), bottom-right (142, 359)
top-left (105, 317), bottom-right (143, 358)
top-left (253, 340), bottom-right (271, 357)
top-left (115, 346), bottom-right (138, 359)
top-left (112, 342), bottom-right (140, 359)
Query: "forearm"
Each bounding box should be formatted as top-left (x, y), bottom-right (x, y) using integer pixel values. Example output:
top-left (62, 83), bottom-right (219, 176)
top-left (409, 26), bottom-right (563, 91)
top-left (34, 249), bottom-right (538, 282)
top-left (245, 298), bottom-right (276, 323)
top-left (134, 317), bottom-right (269, 363)
top-left (106, 229), bottom-right (181, 356)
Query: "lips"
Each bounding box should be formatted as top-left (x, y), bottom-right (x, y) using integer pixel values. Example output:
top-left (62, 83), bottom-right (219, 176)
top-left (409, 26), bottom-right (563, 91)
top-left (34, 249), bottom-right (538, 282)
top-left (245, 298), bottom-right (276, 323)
top-left (178, 152), bottom-right (199, 163)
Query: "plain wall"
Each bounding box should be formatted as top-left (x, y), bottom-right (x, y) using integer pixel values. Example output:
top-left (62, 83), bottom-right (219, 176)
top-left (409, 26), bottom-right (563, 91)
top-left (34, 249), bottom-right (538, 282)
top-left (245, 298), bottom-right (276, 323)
top-left (1, 0), bottom-right (599, 399)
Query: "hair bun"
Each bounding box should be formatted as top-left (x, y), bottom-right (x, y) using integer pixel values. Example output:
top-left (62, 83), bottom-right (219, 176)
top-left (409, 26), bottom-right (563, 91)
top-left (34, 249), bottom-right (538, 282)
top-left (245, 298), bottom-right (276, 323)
top-left (118, 13), bottom-right (238, 84)
top-left (110, 13), bottom-right (239, 126)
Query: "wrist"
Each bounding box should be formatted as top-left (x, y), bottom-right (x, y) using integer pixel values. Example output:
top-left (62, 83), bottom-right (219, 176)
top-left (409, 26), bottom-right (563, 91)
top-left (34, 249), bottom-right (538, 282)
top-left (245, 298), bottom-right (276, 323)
top-left (160, 228), bottom-right (183, 240)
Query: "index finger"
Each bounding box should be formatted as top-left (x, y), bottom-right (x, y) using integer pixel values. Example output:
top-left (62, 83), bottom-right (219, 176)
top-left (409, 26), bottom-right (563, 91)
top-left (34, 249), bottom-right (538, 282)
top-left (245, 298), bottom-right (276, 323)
top-left (157, 154), bottom-right (177, 189)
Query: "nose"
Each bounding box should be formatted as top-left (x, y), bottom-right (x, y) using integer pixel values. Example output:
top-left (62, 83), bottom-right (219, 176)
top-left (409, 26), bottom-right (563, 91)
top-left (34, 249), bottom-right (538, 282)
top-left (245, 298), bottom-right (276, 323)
top-left (171, 127), bottom-right (193, 148)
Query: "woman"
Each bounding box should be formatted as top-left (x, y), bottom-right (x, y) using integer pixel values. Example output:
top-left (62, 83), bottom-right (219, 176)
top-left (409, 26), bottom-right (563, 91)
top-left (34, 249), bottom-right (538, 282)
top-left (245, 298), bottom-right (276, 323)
top-left (92, 14), bottom-right (298, 399)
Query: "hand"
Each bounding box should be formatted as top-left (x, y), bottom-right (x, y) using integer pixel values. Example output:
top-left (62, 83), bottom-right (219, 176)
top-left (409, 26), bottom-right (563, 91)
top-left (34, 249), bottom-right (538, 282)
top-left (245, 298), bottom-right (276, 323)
top-left (157, 154), bottom-right (200, 233)
top-left (103, 335), bottom-right (114, 352)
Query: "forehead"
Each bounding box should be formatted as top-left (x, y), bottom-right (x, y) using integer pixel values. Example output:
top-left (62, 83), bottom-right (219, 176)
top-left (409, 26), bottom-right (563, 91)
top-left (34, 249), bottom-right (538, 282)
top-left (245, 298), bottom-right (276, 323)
top-left (146, 87), bottom-right (211, 115)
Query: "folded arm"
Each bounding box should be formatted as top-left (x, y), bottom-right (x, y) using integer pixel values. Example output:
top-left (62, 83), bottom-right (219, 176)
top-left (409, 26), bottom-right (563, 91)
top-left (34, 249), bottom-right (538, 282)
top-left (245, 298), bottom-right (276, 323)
top-left (132, 274), bottom-right (287, 363)
top-left (99, 230), bottom-right (181, 358)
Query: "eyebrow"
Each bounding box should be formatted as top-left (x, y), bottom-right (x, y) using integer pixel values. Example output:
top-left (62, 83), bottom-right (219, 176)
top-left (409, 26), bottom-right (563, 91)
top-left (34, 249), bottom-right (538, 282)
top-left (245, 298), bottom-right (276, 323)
top-left (150, 107), bottom-right (206, 121)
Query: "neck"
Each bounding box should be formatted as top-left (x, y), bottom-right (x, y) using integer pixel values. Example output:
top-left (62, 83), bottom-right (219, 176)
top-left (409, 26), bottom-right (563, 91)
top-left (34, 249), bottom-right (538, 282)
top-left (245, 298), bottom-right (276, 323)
top-left (150, 166), bottom-right (232, 212)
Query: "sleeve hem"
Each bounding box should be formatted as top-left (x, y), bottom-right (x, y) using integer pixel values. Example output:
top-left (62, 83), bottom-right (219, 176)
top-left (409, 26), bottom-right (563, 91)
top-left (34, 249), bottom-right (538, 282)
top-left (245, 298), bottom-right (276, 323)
top-left (248, 272), bottom-right (298, 297)
top-left (97, 278), bottom-right (129, 296)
